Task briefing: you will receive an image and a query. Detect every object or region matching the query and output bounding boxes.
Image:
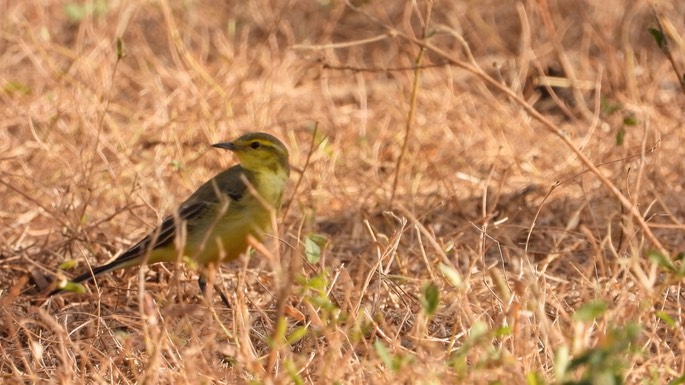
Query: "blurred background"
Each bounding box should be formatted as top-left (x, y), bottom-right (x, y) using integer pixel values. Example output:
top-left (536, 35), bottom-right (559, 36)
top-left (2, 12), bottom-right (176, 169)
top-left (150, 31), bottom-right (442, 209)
top-left (1, 0), bottom-right (683, 383)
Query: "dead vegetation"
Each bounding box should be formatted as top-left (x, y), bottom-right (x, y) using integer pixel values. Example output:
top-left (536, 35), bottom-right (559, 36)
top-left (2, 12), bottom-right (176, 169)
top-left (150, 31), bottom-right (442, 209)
top-left (1, 0), bottom-right (684, 384)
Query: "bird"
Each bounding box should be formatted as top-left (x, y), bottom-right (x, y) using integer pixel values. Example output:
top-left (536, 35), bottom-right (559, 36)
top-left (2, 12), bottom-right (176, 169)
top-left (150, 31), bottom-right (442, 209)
top-left (49, 132), bottom-right (290, 306)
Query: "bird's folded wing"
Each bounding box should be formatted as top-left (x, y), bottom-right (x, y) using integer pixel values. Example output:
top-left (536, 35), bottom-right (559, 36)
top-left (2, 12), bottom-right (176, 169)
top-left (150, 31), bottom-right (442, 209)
top-left (112, 201), bottom-right (209, 264)
top-left (110, 166), bottom-right (249, 265)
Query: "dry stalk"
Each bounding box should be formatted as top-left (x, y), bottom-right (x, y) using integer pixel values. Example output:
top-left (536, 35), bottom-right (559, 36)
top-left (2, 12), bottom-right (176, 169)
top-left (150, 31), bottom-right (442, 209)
top-left (348, 10), bottom-right (668, 257)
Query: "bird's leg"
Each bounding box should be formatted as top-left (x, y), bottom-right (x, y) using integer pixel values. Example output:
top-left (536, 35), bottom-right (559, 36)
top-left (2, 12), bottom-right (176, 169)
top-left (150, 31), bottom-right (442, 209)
top-left (198, 274), bottom-right (207, 295)
top-left (197, 274), bottom-right (231, 308)
top-left (214, 282), bottom-right (231, 309)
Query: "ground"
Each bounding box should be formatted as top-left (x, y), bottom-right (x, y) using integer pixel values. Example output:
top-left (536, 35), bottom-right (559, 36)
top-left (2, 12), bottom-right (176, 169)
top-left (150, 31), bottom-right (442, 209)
top-left (1, 0), bottom-right (684, 384)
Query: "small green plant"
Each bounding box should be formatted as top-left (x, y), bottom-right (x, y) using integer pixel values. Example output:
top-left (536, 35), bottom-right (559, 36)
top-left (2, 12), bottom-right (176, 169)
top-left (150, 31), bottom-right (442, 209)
top-left (598, 97), bottom-right (637, 146)
top-left (648, 16), bottom-right (685, 94)
top-left (557, 322), bottom-right (640, 385)
top-left (649, 251), bottom-right (685, 277)
top-left (374, 339), bottom-right (413, 373)
top-left (4, 81), bottom-right (31, 96)
top-left (297, 270), bottom-right (340, 325)
top-left (304, 233), bottom-right (327, 264)
top-left (64, 0), bottom-right (108, 23)
top-left (420, 282), bottom-right (439, 316)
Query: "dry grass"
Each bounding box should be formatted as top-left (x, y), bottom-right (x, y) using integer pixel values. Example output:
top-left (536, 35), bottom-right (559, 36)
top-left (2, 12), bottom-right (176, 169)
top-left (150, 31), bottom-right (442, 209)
top-left (1, 0), bottom-right (684, 384)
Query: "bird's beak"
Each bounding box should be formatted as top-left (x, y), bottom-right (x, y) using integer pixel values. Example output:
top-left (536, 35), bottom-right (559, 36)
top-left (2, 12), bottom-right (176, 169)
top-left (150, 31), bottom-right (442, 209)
top-left (212, 141), bottom-right (237, 151)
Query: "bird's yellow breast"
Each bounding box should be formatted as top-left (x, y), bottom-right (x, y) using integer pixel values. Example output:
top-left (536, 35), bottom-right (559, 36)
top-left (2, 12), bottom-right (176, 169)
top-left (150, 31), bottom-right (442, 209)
top-left (253, 167), bottom-right (289, 209)
top-left (185, 168), bottom-right (287, 266)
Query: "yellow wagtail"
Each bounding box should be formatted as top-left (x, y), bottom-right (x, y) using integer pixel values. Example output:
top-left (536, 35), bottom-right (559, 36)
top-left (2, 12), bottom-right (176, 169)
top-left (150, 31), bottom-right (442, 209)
top-left (50, 132), bottom-right (289, 305)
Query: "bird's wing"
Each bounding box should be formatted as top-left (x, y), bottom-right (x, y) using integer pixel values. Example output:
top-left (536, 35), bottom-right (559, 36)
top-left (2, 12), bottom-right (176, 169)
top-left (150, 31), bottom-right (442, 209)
top-left (107, 201), bottom-right (207, 266)
top-left (53, 166), bottom-right (252, 291)
top-left (185, 165), bottom-right (250, 206)
top-left (111, 165), bottom-right (250, 265)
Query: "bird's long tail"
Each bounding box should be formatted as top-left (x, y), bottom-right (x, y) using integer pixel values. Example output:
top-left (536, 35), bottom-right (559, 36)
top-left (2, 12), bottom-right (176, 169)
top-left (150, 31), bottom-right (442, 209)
top-left (48, 250), bottom-right (143, 296)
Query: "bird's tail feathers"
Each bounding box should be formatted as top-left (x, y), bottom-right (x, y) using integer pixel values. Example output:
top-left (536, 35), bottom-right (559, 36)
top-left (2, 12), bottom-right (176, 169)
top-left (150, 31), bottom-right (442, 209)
top-left (48, 248), bottom-right (145, 296)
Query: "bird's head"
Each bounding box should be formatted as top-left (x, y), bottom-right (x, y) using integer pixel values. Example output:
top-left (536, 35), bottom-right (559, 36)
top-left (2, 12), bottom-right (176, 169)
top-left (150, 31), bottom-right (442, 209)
top-left (213, 132), bottom-right (290, 175)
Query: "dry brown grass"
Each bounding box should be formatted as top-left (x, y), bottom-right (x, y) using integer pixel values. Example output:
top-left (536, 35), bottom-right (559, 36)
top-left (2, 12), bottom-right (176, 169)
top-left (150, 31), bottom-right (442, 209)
top-left (1, 0), bottom-right (684, 384)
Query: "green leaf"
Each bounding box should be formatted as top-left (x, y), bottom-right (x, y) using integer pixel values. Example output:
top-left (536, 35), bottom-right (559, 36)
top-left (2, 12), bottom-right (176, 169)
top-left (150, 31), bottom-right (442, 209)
top-left (93, 0), bottom-right (108, 17)
top-left (374, 340), bottom-right (393, 369)
top-left (554, 345), bottom-right (570, 381)
top-left (648, 27), bottom-right (667, 51)
top-left (494, 325), bottom-right (513, 337)
top-left (668, 373), bottom-right (685, 385)
top-left (439, 263), bottom-right (463, 288)
top-left (303, 272), bottom-right (328, 292)
top-left (656, 311), bottom-right (677, 328)
top-left (304, 234), bottom-right (327, 264)
top-left (420, 282), bottom-right (440, 316)
top-left (284, 358), bottom-right (304, 385)
top-left (268, 317), bottom-right (288, 348)
top-left (58, 280), bottom-right (86, 294)
top-left (600, 96), bottom-right (621, 116)
top-left (469, 321), bottom-right (488, 340)
top-left (64, 0), bottom-right (108, 23)
top-left (373, 340), bottom-right (410, 372)
top-left (573, 300), bottom-right (607, 322)
top-left (64, 3), bottom-right (85, 22)
top-left (567, 348), bottom-right (605, 371)
top-left (58, 259), bottom-right (78, 270)
top-left (648, 250), bottom-right (676, 272)
top-left (616, 126), bottom-right (625, 146)
top-left (4, 81), bottom-right (32, 96)
top-left (116, 37), bottom-right (125, 59)
top-left (623, 114), bottom-right (637, 126)
top-left (526, 371), bottom-right (546, 385)
top-left (562, 323), bottom-right (639, 384)
top-left (287, 326), bottom-right (309, 345)
top-left (308, 294), bottom-right (334, 311)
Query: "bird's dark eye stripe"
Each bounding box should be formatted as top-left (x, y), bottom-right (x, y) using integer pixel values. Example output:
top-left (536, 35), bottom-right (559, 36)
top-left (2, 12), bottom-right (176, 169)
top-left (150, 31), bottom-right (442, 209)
top-left (250, 141), bottom-right (261, 149)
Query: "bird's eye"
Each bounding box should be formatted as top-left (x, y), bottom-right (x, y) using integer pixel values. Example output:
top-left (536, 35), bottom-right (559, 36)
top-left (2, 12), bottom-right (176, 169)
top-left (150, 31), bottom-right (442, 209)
top-left (250, 141), bottom-right (261, 149)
